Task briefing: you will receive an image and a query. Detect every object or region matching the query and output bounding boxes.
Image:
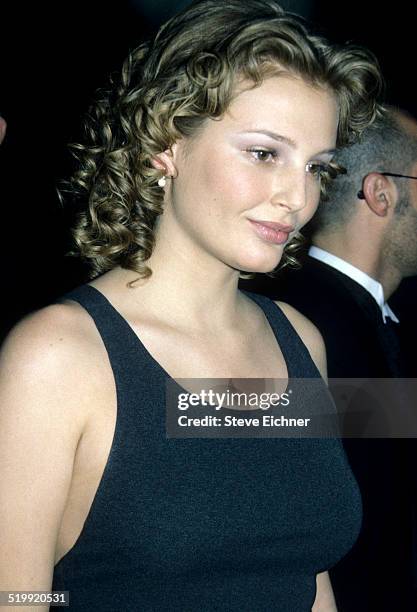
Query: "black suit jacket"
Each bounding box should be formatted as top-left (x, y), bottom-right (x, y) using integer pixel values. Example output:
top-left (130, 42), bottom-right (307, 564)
top-left (264, 256), bottom-right (416, 612)
top-left (273, 256), bottom-right (403, 377)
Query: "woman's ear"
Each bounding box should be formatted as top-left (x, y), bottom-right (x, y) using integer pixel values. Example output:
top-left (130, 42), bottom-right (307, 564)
top-left (151, 143), bottom-right (180, 178)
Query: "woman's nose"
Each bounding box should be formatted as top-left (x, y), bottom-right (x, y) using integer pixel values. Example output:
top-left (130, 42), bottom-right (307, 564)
top-left (269, 168), bottom-right (311, 213)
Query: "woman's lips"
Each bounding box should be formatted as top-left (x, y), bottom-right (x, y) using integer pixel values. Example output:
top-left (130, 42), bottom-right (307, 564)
top-left (248, 219), bottom-right (294, 245)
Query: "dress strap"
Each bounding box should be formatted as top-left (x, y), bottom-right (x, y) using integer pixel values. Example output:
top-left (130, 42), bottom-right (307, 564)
top-left (240, 290), bottom-right (322, 379)
top-left (55, 284), bottom-right (159, 382)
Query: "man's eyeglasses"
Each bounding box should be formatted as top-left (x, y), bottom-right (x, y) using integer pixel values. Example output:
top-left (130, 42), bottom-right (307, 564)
top-left (357, 172), bottom-right (417, 199)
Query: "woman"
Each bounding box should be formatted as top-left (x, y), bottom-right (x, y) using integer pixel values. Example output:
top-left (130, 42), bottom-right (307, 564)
top-left (0, 1), bottom-right (382, 610)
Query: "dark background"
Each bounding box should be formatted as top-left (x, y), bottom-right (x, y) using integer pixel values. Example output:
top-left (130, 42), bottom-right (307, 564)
top-left (0, 0), bottom-right (416, 341)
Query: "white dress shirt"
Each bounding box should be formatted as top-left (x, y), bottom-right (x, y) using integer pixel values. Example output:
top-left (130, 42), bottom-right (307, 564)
top-left (308, 246), bottom-right (400, 324)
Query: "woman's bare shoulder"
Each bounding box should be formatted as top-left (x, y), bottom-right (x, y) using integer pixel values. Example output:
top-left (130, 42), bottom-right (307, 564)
top-left (274, 300), bottom-right (328, 381)
top-left (0, 299), bottom-right (107, 433)
top-left (1, 299), bottom-right (99, 374)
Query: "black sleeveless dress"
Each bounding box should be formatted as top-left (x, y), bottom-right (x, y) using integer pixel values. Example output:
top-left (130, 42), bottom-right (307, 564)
top-left (51, 285), bottom-right (361, 611)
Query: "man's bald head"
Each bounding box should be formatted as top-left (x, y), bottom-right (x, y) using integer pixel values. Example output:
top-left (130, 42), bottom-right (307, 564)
top-left (395, 109), bottom-right (417, 141)
top-left (310, 106), bottom-right (417, 233)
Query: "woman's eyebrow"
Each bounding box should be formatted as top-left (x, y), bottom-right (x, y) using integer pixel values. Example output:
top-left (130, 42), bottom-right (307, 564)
top-left (240, 129), bottom-right (297, 147)
top-left (316, 147), bottom-right (337, 157)
top-left (239, 129), bottom-right (337, 156)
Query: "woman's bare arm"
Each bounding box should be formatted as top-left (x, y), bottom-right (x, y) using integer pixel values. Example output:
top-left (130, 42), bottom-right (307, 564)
top-left (312, 571), bottom-right (338, 611)
top-left (0, 305), bottom-right (91, 611)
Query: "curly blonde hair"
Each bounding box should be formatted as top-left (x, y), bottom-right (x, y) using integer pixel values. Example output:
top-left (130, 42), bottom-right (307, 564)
top-left (61, 0), bottom-right (383, 285)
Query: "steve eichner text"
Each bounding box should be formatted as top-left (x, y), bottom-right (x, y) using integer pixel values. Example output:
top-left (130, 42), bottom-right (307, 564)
top-left (177, 389), bottom-right (291, 411)
top-left (177, 415), bottom-right (311, 427)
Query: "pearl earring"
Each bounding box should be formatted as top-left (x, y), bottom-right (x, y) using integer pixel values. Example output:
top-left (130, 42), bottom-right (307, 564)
top-left (157, 176), bottom-right (167, 188)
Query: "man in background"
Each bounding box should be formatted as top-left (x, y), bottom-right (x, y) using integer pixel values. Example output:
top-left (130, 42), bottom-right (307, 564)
top-left (274, 107), bottom-right (417, 611)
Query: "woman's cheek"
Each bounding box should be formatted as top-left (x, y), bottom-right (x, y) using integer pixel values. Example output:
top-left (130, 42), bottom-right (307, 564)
top-left (301, 194), bottom-right (321, 227)
top-left (198, 152), bottom-right (271, 212)
top-left (226, 164), bottom-right (270, 205)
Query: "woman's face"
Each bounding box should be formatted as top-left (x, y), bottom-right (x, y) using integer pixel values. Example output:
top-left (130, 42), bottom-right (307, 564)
top-left (163, 73), bottom-right (339, 274)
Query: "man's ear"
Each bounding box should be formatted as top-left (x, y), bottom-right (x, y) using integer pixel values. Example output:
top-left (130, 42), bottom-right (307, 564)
top-left (150, 143), bottom-right (180, 178)
top-left (361, 172), bottom-right (397, 217)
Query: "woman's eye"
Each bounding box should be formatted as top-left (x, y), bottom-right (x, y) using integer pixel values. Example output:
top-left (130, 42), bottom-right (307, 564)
top-left (247, 148), bottom-right (277, 163)
top-left (306, 162), bottom-right (330, 181)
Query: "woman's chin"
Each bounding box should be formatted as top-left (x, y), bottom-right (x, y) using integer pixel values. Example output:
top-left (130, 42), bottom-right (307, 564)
top-left (233, 251), bottom-right (283, 275)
